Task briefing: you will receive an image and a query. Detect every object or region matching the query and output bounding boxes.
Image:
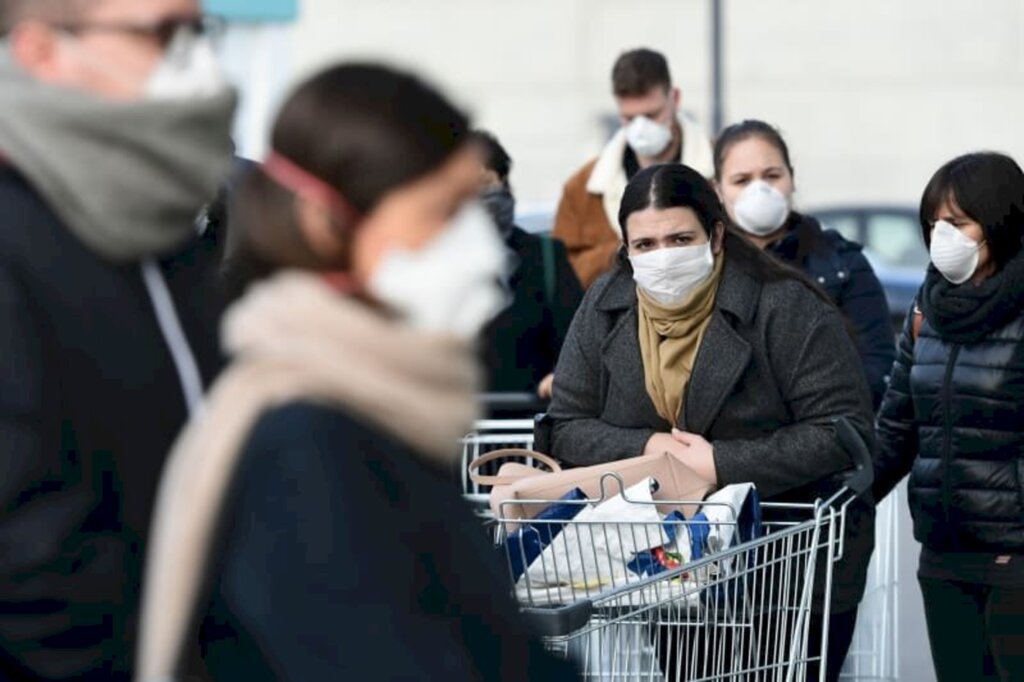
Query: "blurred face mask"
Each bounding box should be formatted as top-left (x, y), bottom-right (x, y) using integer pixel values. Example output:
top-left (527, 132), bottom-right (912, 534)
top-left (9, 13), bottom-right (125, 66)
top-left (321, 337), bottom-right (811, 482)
top-left (625, 115), bottom-right (673, 158)
top-left (145, 28), bottom-right (227, 100)
top-left (732, 180), bottom-right (791, 236)
top-left (368, 201), bottom-right (512, 340)
top-left (930, 220), bottom-right (983, 284)
top-left (629, 242), bottom-right (715, 305)
top-left (480, 185), bottom-right (516, 239)
top-left (60, 26), bottom-right (227, 101)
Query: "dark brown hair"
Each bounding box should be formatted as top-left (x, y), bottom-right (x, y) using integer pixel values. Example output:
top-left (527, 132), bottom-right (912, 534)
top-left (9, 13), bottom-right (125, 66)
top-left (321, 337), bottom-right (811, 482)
top-left (224, 63), bottom-right (470, 298)
top-left (713, 119), bottom-right (794, 181)
top-left (612, 48), bottom-right (672, 98)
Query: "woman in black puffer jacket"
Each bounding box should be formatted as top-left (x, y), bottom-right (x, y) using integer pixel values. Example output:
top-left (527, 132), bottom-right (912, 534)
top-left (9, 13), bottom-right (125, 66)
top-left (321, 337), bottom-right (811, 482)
top-left (874, 152), bottom-right (1024, 682)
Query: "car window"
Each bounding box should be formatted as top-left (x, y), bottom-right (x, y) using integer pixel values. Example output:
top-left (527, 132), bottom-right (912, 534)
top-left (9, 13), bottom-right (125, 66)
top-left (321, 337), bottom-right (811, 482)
top-left (864, 214), bottom-right (929, 270)
top-left (818, 214), bottom-right (860, 243)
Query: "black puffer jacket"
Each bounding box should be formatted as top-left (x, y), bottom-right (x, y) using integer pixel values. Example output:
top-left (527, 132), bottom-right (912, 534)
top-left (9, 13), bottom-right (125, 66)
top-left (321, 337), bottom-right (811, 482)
top-left (875, 305), bottom-right (1024, 552)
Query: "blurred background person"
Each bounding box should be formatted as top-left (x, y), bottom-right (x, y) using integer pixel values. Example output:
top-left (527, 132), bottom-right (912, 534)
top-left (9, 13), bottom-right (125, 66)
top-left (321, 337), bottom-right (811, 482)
top-left (874, 152), bottom-right (1024, 682)
top-left (0, 0), bottom-right (235, 679)
top-left (471, 130), bottom-right (582, 401)
top-left (714, 120), bottom-right (895, 409)
top-left (553, 48), bottom-right (714, 289)
top-left (138, 64), bottom-right (578, 681)
top-left (548, 163), bottom-right (875, 682)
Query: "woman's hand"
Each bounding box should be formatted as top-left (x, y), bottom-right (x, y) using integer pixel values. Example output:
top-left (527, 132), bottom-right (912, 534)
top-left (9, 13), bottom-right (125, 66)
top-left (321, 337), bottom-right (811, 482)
top-left (537, 373), bottom-right (555, 400)
top-left (671, 429), bottom-right (718, 484)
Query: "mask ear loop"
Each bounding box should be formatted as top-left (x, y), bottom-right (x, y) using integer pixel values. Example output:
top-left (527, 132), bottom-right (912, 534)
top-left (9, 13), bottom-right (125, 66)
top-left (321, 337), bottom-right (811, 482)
top-left (261, 151), bottom-right (363, 293)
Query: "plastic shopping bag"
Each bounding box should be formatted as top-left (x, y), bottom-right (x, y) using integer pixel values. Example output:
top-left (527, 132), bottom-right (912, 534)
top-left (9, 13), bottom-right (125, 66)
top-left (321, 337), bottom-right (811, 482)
top-left (504, 488), bottom-right (587, 581)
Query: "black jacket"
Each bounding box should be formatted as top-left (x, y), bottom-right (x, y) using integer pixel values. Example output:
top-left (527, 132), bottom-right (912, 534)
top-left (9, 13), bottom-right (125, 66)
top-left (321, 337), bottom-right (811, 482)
top-left (481, 228), bottom-right (582, 393)
top-left (548, 257), bottom-right (876, 612)
top-left (196, 402), bottom-right (577, 681)
top-left (0, 169), bottom-right (224, 680)
top-left (875, 306), bottom-right (1024, 553)
top-left (769, 214), bottom-right (895, 409)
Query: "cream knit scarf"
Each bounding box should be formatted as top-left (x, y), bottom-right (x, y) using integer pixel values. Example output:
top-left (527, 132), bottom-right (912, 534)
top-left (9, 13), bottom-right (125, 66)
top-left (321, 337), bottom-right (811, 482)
top-left (135, 271), bottom-right (480, 681)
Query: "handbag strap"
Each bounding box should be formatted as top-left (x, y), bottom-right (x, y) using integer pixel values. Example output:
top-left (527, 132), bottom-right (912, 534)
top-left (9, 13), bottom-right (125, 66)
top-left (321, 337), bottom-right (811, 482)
top-left (467, 448), bottom-right (562, 486)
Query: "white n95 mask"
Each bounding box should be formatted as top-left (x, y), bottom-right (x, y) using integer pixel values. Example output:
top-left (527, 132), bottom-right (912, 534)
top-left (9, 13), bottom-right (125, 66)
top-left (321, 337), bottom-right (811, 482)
top-left (930, 220), bottom-right (982, 285)
top-left (629, 243), bottom-right (715, 305)
top-left (732, 180), bottom-right (790, 236)
top-left (625, 116), bottom-right (673, 158)
top-left (368, 201), bottom-right (511, 340)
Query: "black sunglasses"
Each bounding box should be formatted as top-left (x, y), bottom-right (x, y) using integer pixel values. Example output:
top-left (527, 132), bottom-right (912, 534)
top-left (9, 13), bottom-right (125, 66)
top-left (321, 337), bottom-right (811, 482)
top-left (55, 15), bottom-right (226, 49)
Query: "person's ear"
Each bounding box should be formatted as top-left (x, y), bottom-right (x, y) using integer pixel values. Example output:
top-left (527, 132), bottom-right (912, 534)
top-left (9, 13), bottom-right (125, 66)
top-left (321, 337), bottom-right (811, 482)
top-left (9, 22), bottom-right (65, 81)
top-left (712, 221), bottom-right (726, 255)
top-left (671, 87), bottom-right (682, 111)
top-left (294, 197), bottom-right (349, 265)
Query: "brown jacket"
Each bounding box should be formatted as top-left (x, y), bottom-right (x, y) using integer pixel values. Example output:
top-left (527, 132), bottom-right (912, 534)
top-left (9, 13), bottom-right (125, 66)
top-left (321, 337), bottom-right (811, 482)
top-left (553, 113), bottom-right (715, 288)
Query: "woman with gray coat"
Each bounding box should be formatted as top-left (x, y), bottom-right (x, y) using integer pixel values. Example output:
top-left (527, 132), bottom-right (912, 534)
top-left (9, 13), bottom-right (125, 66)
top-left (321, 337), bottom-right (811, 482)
top-left (548, 163), bottom-right (875, 682)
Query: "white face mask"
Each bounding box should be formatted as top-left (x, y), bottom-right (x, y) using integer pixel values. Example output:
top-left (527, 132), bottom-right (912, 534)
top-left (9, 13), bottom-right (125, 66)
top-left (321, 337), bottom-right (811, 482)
top-left (625, 115), bottom-right (673, 158)
top-left (930, 220), bottom-right (982, 284)
top-left (629, 242), bottom-right (715, 305)
top-left (368, 201), bottom-right (512, 340)
top-left (732, 180), bottom-right (790, 236)
top-left (145, 28), bottom-right (228, 100)
top-left (60, 27), bottom-right (227, 101)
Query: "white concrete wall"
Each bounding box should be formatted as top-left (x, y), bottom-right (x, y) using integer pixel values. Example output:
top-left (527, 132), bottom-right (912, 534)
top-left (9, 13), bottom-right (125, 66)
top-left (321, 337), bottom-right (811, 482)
top-left (276, 0), bottom-right (1024, 215)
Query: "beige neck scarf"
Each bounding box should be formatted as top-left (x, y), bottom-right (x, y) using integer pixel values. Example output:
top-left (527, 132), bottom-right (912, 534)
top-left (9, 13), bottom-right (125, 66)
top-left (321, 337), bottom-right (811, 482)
top-left (135, 271), bottom-right (480, 681)
top-left (637, 255), bottom-right (724, 425)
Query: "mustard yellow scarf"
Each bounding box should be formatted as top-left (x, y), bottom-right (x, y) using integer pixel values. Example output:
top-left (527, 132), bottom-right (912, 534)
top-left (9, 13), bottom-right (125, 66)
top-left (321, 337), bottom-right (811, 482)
top-left (637, 255), bottom-right (724, 425)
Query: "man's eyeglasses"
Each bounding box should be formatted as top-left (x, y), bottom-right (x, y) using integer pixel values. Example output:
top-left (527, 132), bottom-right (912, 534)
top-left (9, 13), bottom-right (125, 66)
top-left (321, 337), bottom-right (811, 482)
top-left (54, 15), bottom-right (226, 49)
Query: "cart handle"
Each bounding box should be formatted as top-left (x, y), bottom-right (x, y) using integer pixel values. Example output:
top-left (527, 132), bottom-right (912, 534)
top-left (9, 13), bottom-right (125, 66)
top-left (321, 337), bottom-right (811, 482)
top-left (834, 416), bottom-right (874, 498)
top-left (520, 600), bottom-right (594, 638)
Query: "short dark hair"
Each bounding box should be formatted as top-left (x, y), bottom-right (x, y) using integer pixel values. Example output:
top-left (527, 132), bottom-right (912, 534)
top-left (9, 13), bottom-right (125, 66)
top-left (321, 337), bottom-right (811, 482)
top-left (612, 48), bottom-right (672, 98)
top-left (919, 152), bottom-right (1024, 269)
top-left (713, 119), bottom-right (794, 181)
top-left (468, 129), bottom-right (512, 184)
top-left (0, 0), bottom-right (95, 34)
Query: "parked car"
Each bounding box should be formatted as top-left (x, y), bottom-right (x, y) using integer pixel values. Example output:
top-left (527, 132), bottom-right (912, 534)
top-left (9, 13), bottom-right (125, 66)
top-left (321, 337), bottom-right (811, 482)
top-left (812, 205), bottom-right (926, 325)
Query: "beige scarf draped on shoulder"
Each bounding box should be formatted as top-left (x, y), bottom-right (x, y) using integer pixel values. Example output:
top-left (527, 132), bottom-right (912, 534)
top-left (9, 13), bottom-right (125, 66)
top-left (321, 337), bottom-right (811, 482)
top-left (637, 255), bottom-right (724, 425)
top-left (135, 271), bottom-right (480, 682)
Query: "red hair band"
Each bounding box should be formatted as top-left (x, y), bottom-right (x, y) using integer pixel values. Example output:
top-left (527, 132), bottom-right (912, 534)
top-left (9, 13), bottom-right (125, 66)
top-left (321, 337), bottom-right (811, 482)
top-left (261, 151), bottom-right (360, 225)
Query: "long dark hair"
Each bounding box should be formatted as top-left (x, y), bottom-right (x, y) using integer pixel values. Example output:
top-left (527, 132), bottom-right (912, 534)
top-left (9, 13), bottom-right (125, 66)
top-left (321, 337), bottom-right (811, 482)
top-left (617, 164), bottom-right (830, 301)
top-left (920, 152), bottom-right (1024, 269)
top-left (224, 63), bottom-right (471, 298)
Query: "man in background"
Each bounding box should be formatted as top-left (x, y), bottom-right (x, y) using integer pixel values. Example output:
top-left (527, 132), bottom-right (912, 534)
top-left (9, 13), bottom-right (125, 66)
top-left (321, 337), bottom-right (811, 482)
top-left (553, 48), bottom-right (715, 288)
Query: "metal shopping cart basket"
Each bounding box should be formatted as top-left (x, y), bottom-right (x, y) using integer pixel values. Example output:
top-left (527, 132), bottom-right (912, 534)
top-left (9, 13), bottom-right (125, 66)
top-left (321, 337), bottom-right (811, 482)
top-left (492, 418), bottom-right (874, 682)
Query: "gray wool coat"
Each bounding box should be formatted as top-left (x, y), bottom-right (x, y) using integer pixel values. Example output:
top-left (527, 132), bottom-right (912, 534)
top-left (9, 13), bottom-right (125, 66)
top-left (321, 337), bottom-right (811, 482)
top-left (548, 257), bottom-right (877, 612)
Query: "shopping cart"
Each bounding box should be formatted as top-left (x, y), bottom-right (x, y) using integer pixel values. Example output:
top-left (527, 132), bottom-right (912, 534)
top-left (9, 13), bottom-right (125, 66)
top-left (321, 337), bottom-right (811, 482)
top-left (493, 418), bottom-right (874, 681)
top-left (460, 416), bottom-right (537, 515)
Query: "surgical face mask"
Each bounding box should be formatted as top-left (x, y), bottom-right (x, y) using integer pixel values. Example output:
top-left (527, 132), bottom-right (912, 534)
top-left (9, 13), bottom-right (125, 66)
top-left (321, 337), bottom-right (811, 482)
top-left (368, 201), bottom-right (512, 340)
top-left (732, 180), bottom-right (791, 236)
top-left (930, 220), bottom-right (983, 285)
top-left (625, 115), bottom-right (673, 158)
top-left (60, 26), bottom-right (227, 101)
top-left (629, 242), bottom-right (715, 305)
